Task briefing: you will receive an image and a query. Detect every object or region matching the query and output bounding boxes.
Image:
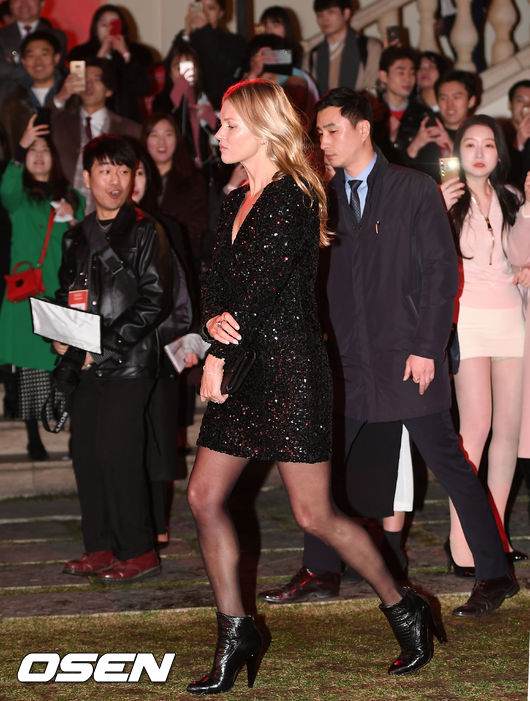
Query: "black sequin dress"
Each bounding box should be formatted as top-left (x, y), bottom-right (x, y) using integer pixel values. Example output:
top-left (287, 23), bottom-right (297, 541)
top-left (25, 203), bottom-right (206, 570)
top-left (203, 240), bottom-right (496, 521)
top-left (197, 175), bottom-right (332, 463)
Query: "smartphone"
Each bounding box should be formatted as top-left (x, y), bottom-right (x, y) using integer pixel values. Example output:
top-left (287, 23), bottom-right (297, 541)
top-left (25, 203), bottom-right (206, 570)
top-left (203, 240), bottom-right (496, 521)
top-left (69, 59), bottom-right (86, 90)
top-left (179, 59), bottom-right (195, 84)
top-left (34, 107), bottom-right (50, 127)
top-left (109, 18), bottom-right (122, 35)
top-left (191, 1), bottom-right (203, 11)
top-left (425, 113), bottom-right (438, 128)
top-left (386, 25), bottom-right (400, 43)
top-left (439, 157), bottom-right (460, 183)
top-left (263, 48), bottom-right (293, 75)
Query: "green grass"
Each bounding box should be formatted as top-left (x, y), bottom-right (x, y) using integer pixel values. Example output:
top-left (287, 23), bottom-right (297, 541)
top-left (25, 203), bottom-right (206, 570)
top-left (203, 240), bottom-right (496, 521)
top-left (2, 591), bottom-right (529, 701)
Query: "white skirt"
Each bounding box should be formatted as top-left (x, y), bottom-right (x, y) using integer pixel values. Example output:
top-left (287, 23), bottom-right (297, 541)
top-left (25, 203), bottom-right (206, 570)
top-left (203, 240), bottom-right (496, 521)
top-left (393, 426), bottom-right (414, 512)
top-left (457, 305), bottom-right (524, 360)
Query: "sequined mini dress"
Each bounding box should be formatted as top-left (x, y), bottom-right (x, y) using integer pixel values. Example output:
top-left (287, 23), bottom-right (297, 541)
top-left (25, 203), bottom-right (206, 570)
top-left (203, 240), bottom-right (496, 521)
top-left (197, 175), bottom-right (332, 463)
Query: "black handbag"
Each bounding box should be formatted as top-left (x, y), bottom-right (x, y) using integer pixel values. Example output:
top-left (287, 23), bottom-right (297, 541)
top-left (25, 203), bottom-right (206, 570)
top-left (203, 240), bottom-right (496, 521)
top-left (220, 348), bottom-right (257, 395)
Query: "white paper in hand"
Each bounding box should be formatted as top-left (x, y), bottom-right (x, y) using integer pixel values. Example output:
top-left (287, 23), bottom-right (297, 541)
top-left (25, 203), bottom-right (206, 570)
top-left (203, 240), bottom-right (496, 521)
top-left (30, 297), bottom-right (101, 354)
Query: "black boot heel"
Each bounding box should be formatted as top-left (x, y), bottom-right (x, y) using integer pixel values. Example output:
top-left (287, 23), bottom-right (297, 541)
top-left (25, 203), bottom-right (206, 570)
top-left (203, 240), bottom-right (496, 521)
top-left (428, 606), bottom-right (447, 644)
top-left (444, 539), bottom-right (475, 578)
top-left (187, 612), bottom-right (263, 695)
top-left (246, 651), bottom-right (260, 688)
top-left (380, 587), bottom-right (442, 675)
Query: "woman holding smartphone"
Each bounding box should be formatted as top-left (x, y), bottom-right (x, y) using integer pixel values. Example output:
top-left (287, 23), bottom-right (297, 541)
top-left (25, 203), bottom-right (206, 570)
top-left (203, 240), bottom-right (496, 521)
top-left (440, 115), bottom-right (529, 574)
top-left (68, 4), bottom-right (152, 122)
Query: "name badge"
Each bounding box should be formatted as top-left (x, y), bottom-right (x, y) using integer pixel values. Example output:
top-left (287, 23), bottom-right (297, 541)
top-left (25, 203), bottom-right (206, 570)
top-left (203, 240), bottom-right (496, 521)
top-left (68, 289), bottom-right (88, 311)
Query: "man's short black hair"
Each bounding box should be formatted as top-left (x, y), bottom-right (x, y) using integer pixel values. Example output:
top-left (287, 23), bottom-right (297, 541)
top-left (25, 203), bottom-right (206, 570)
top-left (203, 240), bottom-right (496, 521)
top-left (435, 69), bottom-right (479, 99)
top-left (83, 135), bottom-right (137, 172)
top-left (86, 57), bottom-right (117, 94)
top-left (379, 46), bottom-right (418, 72)
top-left (316, 87), bottom-right (373, 133)
top-left (21, 30), bottom-right (61, 57)
top-left (508, 79), bottom-right (530, 102)
top-left (313, 0), bottom-right (352, 13)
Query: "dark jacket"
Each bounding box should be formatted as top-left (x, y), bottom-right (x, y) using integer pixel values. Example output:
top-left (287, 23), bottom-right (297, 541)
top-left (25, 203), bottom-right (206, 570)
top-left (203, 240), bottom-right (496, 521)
top-left (0, 19), bottom-right (67, 66)
top-left (309, 28), bottom-right (381, 96)
top-left (68, 41), bottom-right (152, 122)
top-left (188, 25), bottom-right (246, 110)
top-left (56, 201), bottom-right (172, 378)
top-left (0, 71), bottom-right (63, 156)
top-left (321, 149), bottom-right (458, 421)
top-left (51, 106), bottom-right (141, 184)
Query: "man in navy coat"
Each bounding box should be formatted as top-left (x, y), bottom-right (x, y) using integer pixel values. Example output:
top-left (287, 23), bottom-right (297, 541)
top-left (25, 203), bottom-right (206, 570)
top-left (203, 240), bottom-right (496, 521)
top-left (261, 88), bottom-right (517, 617)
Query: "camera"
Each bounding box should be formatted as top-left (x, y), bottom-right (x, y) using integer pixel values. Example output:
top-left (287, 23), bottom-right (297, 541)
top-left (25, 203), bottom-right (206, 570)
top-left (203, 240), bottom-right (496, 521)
top-left (52, 346), bottom-right (86, 394)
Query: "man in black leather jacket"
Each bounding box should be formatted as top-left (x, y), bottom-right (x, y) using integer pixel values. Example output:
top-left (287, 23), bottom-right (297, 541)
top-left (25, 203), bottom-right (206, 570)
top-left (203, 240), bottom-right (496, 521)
top-left (55, 135), bottom-right (173, 583)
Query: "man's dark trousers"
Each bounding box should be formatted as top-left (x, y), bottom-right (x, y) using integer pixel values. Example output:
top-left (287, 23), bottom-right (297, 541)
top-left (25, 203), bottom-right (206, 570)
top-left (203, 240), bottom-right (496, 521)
top-left (303, 411), bottom-right (510, 581)
top-left (71, 374), bottom-right (155, 561)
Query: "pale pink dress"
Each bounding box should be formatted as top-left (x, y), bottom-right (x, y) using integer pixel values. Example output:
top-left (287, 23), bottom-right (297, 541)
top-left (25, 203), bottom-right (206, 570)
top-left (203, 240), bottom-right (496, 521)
top-left (506, 203), bottom-right (530, 457)
top-left (457, 191), bottom-right (525, 359)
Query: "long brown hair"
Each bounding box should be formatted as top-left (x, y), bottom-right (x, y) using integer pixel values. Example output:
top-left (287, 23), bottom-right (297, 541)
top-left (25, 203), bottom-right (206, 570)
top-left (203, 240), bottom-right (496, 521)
top-left (223, 79), bottom-right (330, 246)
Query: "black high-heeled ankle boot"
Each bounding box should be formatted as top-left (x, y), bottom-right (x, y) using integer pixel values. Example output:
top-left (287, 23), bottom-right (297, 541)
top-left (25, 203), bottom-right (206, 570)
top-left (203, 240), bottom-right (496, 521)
top-left (380, 587), bottom-right (446, 675)
top-left (443, 539), bottom-right (475, 578)
top-left (187, 612), bottom-right (263, 695)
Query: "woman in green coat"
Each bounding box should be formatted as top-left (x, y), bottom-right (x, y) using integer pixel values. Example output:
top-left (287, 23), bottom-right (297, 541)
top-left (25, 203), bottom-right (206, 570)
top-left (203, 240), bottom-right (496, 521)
top-left (0, 115), bottom-right (84, 460)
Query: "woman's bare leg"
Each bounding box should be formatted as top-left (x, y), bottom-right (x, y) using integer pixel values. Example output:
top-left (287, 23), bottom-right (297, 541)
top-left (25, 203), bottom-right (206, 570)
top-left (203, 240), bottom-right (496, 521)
top-left (489, 357), bottom-right (523, 547)
top-left (450, 357), bottom-right (492, 565)
top-left (187, 446), bottom-right (249, 616)
top-left (277, 460), bottom-right (402, 606)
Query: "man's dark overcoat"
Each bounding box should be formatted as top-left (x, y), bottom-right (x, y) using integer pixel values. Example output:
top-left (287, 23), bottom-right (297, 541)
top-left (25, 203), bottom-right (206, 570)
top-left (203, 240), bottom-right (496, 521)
top-left (322, 149), bottom-right (459, 422)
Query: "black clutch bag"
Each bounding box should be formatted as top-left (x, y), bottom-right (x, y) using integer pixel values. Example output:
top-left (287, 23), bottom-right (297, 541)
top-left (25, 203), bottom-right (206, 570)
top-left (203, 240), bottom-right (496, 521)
top-left (221, 349), bottom-right (256, 395)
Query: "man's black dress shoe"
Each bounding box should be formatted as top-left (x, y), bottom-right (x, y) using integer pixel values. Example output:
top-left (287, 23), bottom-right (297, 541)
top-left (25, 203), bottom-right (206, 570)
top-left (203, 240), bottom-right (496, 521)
top-left (452, 575), bottom-right (519, 617)
top-left (259, 566), bottom-right (340, 603)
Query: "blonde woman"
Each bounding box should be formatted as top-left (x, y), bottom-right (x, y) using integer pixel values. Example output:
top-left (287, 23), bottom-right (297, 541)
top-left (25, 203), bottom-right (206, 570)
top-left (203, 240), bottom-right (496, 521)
top-left (185, 79), bottom-right (439, 695)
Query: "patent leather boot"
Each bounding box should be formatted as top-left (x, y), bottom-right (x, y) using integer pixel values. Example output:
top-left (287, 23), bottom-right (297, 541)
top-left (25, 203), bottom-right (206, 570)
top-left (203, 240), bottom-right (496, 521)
top-left (380, 587), bottom-right (446, 675)
top-left (187, 612), bottom-right (263, 695)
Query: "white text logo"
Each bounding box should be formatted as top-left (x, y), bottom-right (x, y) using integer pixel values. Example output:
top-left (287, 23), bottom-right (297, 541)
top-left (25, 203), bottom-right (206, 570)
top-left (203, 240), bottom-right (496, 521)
top-left (17, 653), bottom-right (175, 683)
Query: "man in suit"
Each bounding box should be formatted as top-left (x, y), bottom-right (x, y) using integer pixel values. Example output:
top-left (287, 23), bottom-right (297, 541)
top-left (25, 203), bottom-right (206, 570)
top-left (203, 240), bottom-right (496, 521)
top-left (0, 0), bottom-right (66, 68)
top-left (261, 88), bottom-right (517, 618)
top-left (309, 0), bottom-right (381, 96)
top-left (51, 58), bottom-right (141, 212)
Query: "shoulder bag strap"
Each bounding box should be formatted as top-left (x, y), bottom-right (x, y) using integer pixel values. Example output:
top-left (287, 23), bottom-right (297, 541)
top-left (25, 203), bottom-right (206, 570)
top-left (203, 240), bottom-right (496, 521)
top-left (37, 207), bottom-right (56, 268)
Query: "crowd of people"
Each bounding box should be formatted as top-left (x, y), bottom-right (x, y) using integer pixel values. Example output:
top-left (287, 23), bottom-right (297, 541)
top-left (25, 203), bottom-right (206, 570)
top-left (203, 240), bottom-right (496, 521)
top-left (0, 0), bottom-right (529, 693)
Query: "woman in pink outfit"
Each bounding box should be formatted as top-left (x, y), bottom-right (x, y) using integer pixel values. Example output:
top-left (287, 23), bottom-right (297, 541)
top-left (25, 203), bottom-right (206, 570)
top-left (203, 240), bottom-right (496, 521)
top-left (506, 170), bottom-right (530, 507)
top-left (441, 115), bottom-right (530, 573)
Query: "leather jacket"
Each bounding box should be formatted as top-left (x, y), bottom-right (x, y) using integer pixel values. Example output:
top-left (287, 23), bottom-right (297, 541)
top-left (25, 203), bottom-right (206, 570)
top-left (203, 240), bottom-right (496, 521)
top-left (56, 202), bottom-right (172, 378)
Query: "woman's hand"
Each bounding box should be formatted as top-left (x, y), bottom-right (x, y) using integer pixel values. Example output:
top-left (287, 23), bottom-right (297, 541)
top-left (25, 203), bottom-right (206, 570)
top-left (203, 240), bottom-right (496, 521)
top-left (440, 176), bottom-right (465, 210)
top-left (200, 354), bottom-right (228, 403)
top-left (109, 33), bottom-right (129, 60)
top-left (206, 312), bottom-right (241, 345)
top-left (56, 200), bottom-right (74, 218)
top-left (514, 266), bottom-right (530, 287)
top-left (19, 114), bottom-right (49, 149)
top-left (97, 35), bottom-right (112, 58)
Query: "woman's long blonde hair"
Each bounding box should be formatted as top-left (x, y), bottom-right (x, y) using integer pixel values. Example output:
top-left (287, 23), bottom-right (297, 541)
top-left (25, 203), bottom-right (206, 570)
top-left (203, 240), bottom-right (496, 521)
top-left (223, 79), bottom-right (330, 246)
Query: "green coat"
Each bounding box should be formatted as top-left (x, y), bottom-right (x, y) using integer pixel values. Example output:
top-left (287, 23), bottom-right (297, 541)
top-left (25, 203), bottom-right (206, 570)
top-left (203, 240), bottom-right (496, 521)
top-left (0, 161), bottom-right (84, 371)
